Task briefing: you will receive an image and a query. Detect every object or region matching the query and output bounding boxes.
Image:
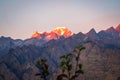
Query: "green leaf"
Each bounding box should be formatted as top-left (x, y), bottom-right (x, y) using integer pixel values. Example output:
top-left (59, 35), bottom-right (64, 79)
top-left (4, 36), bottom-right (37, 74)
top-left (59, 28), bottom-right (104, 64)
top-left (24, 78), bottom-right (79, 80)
top-left (66, 53), bottom-right (72, 59)
top-left (66, 59), bottom-right (70, 65)
top-left (60, 54), bottom-right (66, 59)
top-left (41, 59), bottom-right (47, 63)
top-left (35, 73), bottom-right (41, 76)
top-left (36, 60), bottom-right (41, 68)
top-left (79, 46), bottom-right (85, 51)
top-left (68, 64), bottom-right (72, 71)
top-left (79, 64), bottom-right (82, 69)
top-left (76, 70), bottom-right (84, 74)
top-left (72, 49), bottom-right (77, 52)
top-left (60, 53), bottom-right (72, 60)
top-left (75, 46), bottom-right (85, 51)
top-left (75, 46), bottom-right (81, 50)
top-left (66, 53), bottom-right (72, 57)
top-left (60, 61), bottom-right (66, 67)
top-left (62, 68), bottom-right (65, 73)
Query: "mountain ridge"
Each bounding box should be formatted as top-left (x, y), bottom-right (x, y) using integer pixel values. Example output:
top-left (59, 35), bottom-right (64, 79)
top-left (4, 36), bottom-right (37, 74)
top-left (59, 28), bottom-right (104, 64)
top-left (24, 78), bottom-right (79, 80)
top-left (1, 25), bottom-right (120, 57)
top-left (0, 24), bottom-right (120, 80)
top-left (31, 27), bottom-right (73, 41)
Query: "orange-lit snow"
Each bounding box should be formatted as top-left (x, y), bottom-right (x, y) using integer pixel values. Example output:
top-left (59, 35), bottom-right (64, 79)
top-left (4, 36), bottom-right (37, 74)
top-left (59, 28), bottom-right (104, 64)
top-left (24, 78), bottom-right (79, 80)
top-left (31, 27), bottom-right (73, 40)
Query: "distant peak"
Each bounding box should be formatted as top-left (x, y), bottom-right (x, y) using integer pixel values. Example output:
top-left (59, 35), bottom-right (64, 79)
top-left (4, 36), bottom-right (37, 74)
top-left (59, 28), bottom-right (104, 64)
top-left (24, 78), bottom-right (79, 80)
top-left (86, 28), bottom-right (98, 39)
top-left (106, 26), bottom-right (115, 32)
top-left (38, 32), bottom-right (44, 34)
top-left (88, 28), bottom-right (96, 34)
top-left (107, 26), bottom-right (114, 30)
top-left (32, 31), bottom-right (39, 36)
top-left (31, 27), bottom-right (73, 40)
top-left (52, 27), bottom-right (73, 37)
top-left (91, 28), bottom-right (96, 31)
top-left (116, 24), bottom-right (120, 31)
top-left (31, 31), bottom-right (42, 39)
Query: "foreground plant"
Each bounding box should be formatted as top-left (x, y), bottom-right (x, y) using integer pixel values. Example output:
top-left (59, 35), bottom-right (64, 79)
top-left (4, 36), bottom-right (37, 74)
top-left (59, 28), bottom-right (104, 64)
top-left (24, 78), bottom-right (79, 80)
top-left (57, 46), bottom-right (85, 80)
top-left (35, 59), bottom-right (49, 80)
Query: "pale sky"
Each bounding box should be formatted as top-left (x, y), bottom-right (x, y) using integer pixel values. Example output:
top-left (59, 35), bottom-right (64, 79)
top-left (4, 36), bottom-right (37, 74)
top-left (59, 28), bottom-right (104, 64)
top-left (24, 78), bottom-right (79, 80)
top-left (0, 0), bottom-right (120, 39)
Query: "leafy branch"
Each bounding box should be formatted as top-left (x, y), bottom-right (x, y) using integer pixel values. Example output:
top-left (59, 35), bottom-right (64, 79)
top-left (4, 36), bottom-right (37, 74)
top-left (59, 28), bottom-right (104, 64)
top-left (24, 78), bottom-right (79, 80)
top-left (57, 46), bottom-right (85, 80)
top-left (35, 59), bottom-right (49, 80)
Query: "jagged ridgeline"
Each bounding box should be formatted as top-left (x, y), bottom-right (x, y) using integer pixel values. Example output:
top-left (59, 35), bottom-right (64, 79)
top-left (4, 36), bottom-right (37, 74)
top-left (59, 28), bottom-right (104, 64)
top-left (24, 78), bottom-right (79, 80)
top-left (0, 25), bottom-right (120, 80)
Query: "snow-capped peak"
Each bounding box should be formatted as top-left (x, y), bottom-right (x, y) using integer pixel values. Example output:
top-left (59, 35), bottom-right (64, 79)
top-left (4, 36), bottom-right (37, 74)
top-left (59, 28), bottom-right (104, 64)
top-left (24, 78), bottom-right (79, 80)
top-left (52, 27), bottom-right (73, 37)
top-left (31, 27), bottom-right (73, 40)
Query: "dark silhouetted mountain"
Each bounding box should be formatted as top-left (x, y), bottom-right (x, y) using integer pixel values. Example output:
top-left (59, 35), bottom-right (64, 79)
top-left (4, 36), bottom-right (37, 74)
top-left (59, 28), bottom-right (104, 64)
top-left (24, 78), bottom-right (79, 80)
top-left (23, 38), bottom-right (47, 46)
top-left (98, 26), bottom-right (120, 49)
top-left (106, 27), bottom-right (120, 39)
top-left (0, 36), bottom-right (23, 57)
top-left (0, 27), bottom-right (73, 58)
top-left (0, 25), bottom-right (120, 80)
top-left (86, 28), bottom-right (99, 40)
top-left (87, 28), bottom-right (97, 36)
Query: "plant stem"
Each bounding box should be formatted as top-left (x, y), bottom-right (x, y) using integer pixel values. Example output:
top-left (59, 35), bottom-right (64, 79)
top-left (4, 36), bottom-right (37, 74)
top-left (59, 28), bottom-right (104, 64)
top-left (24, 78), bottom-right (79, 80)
top-left (74, 50), bottom-right (80, 80)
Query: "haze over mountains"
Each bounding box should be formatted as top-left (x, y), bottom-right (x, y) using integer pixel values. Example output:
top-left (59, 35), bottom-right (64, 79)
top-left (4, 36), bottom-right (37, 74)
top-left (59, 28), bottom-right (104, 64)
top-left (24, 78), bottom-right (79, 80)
top-left (0, 24), bottom-right (120, 80)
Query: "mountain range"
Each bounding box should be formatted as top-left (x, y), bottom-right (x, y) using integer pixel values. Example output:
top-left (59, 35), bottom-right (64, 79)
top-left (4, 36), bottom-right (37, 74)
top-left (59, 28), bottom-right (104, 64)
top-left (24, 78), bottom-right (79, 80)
top-left (31, 27), bottom-right (73, 40)
top-left (0, 24), bottom-right (120, 80)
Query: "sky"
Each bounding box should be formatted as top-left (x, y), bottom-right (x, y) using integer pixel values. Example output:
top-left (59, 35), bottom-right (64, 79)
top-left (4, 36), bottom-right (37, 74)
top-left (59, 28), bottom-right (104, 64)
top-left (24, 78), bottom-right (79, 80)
top-left (0, 0), bottom-right (120, 39)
